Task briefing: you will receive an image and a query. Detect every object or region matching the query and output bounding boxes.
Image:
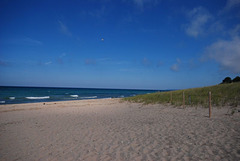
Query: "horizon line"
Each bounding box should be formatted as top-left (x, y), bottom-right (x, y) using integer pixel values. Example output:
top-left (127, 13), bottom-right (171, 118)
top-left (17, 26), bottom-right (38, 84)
top-left (0, 85), bottom-right (174, 91)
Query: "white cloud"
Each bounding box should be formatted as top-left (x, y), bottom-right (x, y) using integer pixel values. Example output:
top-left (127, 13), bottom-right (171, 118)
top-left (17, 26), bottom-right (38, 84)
top-left (58, 21), bottom-right (72, 37)
top-left (185, 7), bottom-right (212, 38)
top-left (205, 37), bottom-right (240, 73)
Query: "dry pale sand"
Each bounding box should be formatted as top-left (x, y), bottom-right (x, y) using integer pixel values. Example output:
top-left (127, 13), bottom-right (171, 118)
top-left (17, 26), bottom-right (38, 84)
top-left (0, 98), bottom-right (240, 161)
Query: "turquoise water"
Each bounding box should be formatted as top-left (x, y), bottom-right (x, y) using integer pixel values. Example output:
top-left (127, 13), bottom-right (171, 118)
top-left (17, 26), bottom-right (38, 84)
top-left (0, 86), bottom-right (161, 104)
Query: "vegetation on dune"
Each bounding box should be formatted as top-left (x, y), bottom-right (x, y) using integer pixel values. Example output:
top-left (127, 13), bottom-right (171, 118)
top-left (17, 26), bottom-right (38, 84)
top-left (123, 82), bottom-right (240, 107)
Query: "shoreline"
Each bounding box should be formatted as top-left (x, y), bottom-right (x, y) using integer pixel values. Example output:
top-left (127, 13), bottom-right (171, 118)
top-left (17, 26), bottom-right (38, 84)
top-left (0, 98), bottom-right (120, 113)
top-left (0, 97), bottom-right (116, 106)
top-left (0, 97), bottom-right (117, 106)
top-left (1, 98), bottom-right (239, 160)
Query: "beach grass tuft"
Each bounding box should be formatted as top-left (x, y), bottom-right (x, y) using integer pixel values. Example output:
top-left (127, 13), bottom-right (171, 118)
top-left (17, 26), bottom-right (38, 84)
top-left (123, 82), bottom-right (240, 107)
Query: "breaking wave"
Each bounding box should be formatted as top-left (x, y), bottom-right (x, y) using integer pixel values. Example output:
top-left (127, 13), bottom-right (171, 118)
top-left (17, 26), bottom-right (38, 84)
top-left (70, 95), bottom-right (78, 98)
top-left (26, 96), bottom-right (50, 100)
top-left (80, 96), bottom-right (97, 99)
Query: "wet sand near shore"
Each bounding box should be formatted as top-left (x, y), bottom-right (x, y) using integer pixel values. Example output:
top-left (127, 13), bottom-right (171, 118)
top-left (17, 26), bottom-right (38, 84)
top-left (0, 99), bottom-right (240, 161)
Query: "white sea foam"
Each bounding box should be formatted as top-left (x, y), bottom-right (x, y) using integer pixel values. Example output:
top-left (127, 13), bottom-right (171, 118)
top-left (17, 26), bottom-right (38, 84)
top-left (70, 95), bottom-right (79, 98)
top-left (100, 97), bottom-right (112, 99)
top-left (118, 95), bottom-right (125, 98)
top-left (80, 96), bottom-right (97, 99)
top-left (0, 101), bottom-right (6, 104)
top-left (9, 97), bottom-right (15, 100)
top-left (26, 96), bottom-right (50, 100)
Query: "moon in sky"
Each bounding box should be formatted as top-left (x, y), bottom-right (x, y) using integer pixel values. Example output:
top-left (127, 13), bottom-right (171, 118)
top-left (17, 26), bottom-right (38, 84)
top-left (101, 38), bottom-right (104, 41)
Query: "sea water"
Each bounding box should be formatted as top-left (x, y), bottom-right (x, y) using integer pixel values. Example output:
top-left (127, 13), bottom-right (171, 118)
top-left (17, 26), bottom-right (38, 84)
top-left (0, 86), bottom-right (161, 104)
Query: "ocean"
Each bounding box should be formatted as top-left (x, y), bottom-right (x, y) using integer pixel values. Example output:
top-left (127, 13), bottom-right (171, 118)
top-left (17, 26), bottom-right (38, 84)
top-left (0, 86), bottom-right (161, 105)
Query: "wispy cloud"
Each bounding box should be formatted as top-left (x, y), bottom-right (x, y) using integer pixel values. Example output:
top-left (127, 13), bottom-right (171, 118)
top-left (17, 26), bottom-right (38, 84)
top-left (142, 57), bottom-right (151, 66)
top-left (80, 5), bottom-right (107, 21)
top-left (176, 58), bottom-right (181, 64)
top-left (0, 60), bottom-right (10, 66)
top-left (223, 0), bottom-right (240, 11)
top-left (170, 58), bottom-right (181, 72)
top-left (126, 0), bottom-right (160, 10)
top-left (170, 64), bottom-right (179, 72)
top-left (119, 68), bottom-right (136, 72)
top-left (58, 21), bottom-right (72, 37)
top-left (85, 59), bottom-right (97, 65)
top-left (56, 53), bottom-right (67, 64)
top-left (230, 24), bottom-right (240, 37)
top-left (184, 7), bottom-right (212, 38)
top-left (8, 37), bottom-right (42, 46)
top-left (188, 59), bottom-right (199, 70)
top-left (133, 0), bottom-right (147, 8)
top-left (157, 61), bottom-right (163, 67)
top-left (84, 57), bottom-right (132, 67)
top-left (205, 36), bottom-right (240, 73)
top-left (89, 6), bottom-right (106, 18)
top-left (60, 53), bottom-right (66, 58)
top-left (22, 37), bottom-right (43, 45)
top-left (45, 61), bottom-right (52, 65)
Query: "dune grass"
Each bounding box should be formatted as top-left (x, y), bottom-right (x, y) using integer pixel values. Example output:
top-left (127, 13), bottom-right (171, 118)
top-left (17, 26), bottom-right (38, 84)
top-left (123, 82), bottom-right (240, 107)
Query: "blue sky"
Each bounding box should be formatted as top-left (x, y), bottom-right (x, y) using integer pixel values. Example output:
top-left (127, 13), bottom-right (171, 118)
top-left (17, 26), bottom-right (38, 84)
top-left (0, 0), bottom-right (240, 90)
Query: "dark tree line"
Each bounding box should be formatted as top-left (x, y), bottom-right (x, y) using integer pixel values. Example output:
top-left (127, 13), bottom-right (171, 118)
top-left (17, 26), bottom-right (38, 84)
top-left (221, 76), bottom-right (240, 84)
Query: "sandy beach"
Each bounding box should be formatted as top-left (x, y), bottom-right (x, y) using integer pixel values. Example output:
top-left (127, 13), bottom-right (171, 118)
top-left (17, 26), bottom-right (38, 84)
top-left (0, 98), bottom-right (239, 161)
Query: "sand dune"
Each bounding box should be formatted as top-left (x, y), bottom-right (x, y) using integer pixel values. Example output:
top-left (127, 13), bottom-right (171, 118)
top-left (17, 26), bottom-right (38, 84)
top-left (0, 99), bottom-right (240, 161)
